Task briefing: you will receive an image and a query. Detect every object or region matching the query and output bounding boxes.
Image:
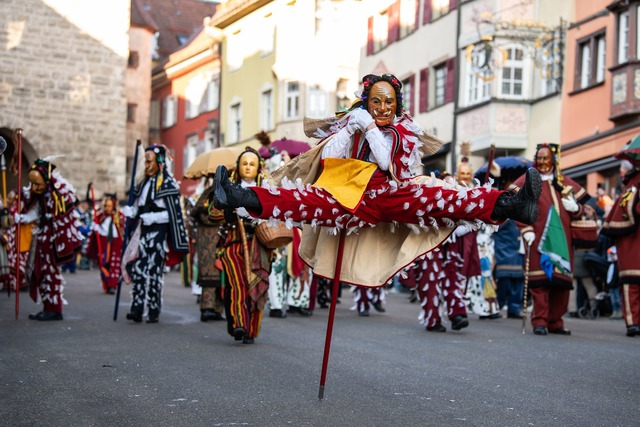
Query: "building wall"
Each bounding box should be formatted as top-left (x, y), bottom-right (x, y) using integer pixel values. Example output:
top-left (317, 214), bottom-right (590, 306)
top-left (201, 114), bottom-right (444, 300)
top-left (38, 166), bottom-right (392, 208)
top-left (561, 1), bottom-right (612, 149)
top-left (560, 0), bottom-right (635, 195)
top-left (360, 1), bottom-right (458, 172)
top-left (0, 0), bottom-right (130, 195)
top-left (218, 1), bottom-right (278, 148)
top-left (126, 26), bottom-right (154, 163)
top-left (161, 59), bottom-right (221, 194)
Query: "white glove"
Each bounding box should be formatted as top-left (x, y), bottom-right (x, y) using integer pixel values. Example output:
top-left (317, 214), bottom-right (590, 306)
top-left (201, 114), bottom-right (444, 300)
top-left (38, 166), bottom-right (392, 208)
top-left (123, 205), bottom-right (136, 219)
top-left (14, 210), bottom-right (38, 224)
top-left (140, 211), bottom-right (169, 226)
top-left (346, 108), bottom-right (375, 134)
top-left (454, 224), bottom-right (471, 237)
top-left (561, 196), bottom-right (579, 213)
top-left (522, 231), bottom-right (535, 246)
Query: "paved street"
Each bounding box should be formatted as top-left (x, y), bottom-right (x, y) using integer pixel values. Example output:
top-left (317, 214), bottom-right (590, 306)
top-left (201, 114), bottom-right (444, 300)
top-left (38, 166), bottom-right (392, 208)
top-left (1, 269), bottom-right (639, 427)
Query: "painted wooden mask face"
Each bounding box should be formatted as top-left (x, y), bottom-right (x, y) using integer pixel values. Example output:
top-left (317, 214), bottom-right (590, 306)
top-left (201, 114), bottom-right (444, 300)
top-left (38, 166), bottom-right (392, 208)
top-left (28, 170), bottom-right (47, 195)
top-left (367, 81), bottom-right (397, 127)
top-left (144, 151), bottom-right (159, 177)
top-left (535, 147), bottom-right (554, 175)
top-left (238, 152), bottom-right (260, 182)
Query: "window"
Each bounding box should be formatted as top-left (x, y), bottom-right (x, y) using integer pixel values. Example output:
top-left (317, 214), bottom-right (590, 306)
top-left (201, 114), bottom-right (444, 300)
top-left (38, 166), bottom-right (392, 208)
top-left (201, 77), bottom-right (219, 113)
top-left (260, 89), bottom-right (273, 130)
top-left (229, 102), bottom-right (241, 143)
top-left (618, 11), bottom-right (629, 64)
top-left (176, 34), bottom-right (189, 46)
top-left (162, 95), bottom-right (177, 128)
top-left (285, 81), bottom-right (300, 120)
top-left (580, 43), bottom-right (592, 88)
top-left (399, 0), bottom-right (418, 38)
top-left (185, 78), bottom-right (202, 120)
top-left (149, 100), bottom-right (160, 131)
top-left (373, 10), bottom-right (389, 52)
top-left (307, 85), bottom-right (328, 118)
top-left (206, 120), bottom-right (219, 150)
top-left (576, 32), bottom-right (606, 90)
top-left (183, 134), bottom-right (199, 174)
top-left (401, 76), bottom-right (414, 116)
top-left (428, 0), bottom-right (453, 22)
top-left (500, 46), bottom-right (525, 99)
top-left (597, 36), bottom-right (606, 82)
top-left (434, 64), bottom-right (447, 106)
top-left (128, 51), bottom-right (139, 69)
top-left (466, 68), bottom-right (490, 106)
top-left (127, 103), bottom-right (137, 123)
top-left (336, 78), bottom-right (351, 111)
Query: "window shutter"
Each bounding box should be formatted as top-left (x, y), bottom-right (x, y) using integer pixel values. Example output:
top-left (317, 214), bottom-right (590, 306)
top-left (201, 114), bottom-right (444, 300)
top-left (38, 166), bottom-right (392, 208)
top-left (408, 73), bottom-right (416, 116)
top-left (388, 1), bottom-right (400, 45)
top-left (423, 0), bottom-right (432, 25)
top-left (445, 57), bottom-right (455, 104)
top-left (449, 0), bottom-right (458, 11)
top-left (414, 0), bottom-right (420, 31)
top-left (367, 16), bottom-right (374, 55)
top-left (419, 67), bottom-right (429, 113)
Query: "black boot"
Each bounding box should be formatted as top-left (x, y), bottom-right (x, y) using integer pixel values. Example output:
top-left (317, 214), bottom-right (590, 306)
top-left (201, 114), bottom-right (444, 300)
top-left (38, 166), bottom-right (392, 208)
top-left (212, 165), bottom-right (263, 213)
top-left (491, 168), bottom-right (542, 225)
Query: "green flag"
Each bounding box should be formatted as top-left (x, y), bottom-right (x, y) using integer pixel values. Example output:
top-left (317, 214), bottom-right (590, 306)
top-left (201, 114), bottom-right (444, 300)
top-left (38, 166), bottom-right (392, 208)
top-left (538, 206), bottom-right (571, 280)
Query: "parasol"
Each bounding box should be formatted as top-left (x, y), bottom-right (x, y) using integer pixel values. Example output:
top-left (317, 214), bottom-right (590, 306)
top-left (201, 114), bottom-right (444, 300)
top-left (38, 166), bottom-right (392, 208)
top-left (474, 156), bottom-right (533, 184)
top-left (184, 146), bottom-right (245, 180)
top-left (258, 138), bottom-right (312, 159)
top-left (616, 134), bottom-right (640, 163)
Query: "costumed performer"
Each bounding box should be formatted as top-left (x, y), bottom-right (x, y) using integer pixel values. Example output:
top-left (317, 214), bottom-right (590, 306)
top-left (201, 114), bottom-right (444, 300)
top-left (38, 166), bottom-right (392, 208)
top-left (122, 145), bottom-right (189, 323)
top-left (9, 158), bottom-right (83, 320)
top-left (601, 136), bottom-right (640, 337)
top-left (210, 147), bottom-right (272, 344)
top-left (212, 73), bottom-right (542, 290)
top-left (89, 192), bottom-right (124, 294)
top-left (511, 143), bottom-right (591, 336)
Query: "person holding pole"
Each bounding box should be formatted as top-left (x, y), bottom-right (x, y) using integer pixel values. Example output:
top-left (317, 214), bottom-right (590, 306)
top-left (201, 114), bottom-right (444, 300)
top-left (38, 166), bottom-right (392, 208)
top-left (511, 143), bottom-right (591, 336)
top-left (210, 148), bottom-right (272, 344)
top-left (121, 145), bottom-right (189, 323)
top-left (212, 73), bottom-right (542, 396)
top-left (10, 157), bottom-right (83, 320)
top-left (212, 73), bottom-right (542, 288)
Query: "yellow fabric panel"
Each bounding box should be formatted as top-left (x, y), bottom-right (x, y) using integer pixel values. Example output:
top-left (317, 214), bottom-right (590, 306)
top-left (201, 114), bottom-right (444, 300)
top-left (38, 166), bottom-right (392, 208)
top-left (19, 223), bottom-right (33, 253)
top-left (313, 158), bottom-right (377, 211)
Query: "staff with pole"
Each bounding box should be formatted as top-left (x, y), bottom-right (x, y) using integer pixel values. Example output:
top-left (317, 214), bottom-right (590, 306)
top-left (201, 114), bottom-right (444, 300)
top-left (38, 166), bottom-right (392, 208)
top-left (12, 129), bottom-right (23, 319)
top-left (113, 139), bottom-right (141, 320)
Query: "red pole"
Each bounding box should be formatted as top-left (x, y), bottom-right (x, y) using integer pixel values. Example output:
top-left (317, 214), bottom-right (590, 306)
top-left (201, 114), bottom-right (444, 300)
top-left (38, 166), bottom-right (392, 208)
top-left (14, 129), bottom-right (23, 320)
top-left (318, 229), bottom-right (346, 400)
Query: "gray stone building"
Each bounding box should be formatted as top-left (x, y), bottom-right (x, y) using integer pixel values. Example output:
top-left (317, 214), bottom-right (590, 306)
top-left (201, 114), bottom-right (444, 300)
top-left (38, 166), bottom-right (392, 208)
top-left (0, 0), bottom-right (130, 198)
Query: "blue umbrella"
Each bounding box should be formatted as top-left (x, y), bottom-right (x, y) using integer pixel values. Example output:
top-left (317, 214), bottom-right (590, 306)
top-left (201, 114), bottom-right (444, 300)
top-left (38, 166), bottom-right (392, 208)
top-left (474, 156), bottom-right (533, 183)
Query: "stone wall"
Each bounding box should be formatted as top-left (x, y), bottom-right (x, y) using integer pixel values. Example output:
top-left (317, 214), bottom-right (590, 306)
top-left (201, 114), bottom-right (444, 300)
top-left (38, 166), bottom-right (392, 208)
top-left (0, 0), bottom-right (130, 197)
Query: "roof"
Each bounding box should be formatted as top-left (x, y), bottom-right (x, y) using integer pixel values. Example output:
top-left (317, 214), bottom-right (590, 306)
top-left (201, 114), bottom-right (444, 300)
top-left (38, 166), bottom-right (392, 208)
top-left (138, 0), bottom-right (218, 59)
top-left (130, 0), bottom-right (159, 32)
